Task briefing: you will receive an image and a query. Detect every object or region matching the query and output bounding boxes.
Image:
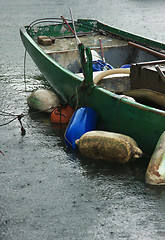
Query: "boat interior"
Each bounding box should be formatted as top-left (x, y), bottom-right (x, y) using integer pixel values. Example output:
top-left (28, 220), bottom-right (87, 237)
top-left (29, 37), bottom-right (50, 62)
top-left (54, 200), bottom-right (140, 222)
top-left (37, 32), bottom-right (159, 72)
top-left (29, 23), bottom-right (165, 110)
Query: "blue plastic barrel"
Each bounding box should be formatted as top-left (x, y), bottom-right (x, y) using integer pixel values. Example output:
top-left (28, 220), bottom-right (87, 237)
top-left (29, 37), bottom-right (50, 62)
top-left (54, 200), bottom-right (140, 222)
top-left (64, 107), bottom-right (98, 149)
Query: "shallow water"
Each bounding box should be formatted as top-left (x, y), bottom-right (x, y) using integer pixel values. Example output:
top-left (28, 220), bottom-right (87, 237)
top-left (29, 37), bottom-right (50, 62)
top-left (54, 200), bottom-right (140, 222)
top-left (1, 1), bottom-right (165, 239)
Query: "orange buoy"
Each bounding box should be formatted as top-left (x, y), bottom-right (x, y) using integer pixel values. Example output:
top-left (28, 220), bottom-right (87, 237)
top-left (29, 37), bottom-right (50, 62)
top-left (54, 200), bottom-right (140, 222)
top-left (51, 105), bottom-right (74, 124)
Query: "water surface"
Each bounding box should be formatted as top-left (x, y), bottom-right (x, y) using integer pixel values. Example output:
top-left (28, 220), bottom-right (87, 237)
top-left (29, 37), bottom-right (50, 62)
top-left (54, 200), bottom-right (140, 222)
top-left (0, 1), bottom-right (165, 239)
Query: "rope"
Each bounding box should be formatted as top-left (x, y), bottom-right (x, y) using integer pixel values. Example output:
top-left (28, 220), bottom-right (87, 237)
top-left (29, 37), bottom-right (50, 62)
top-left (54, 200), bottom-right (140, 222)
top-left (66, 82), bottom-right (95, 110)
top-left (0, 106), bottom-right (55, 136)
top-left (24, 50), bottom-right (27, 91)
top-left (52, 105), bottom-right (66, 124)
top-left (18, 114), bottom-right (26, 136)
top-left (68, 81), bottom-right (96, 106)
top-left (75, 86), bottom-right (79, 110)
top-left (0, 150), bottom-right (5, 156)
top-left (0, 110), bottom-right (18, 117)
top-left (0, 116), bottom-right (18, 126)
top-left (0, 113), bottom-right (26, 136)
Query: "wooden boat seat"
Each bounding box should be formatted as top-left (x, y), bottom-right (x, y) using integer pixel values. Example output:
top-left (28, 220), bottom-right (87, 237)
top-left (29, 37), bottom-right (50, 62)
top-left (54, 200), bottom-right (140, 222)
top-left (123, 89), bottom-right (165, 111)
top-left (130, 61), bottom-right (165, 94)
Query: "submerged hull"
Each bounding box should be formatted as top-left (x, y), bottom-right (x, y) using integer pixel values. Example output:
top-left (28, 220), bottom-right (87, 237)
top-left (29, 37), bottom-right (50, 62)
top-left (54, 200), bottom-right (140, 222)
top-left (20, 19), bottom-right (165, 155)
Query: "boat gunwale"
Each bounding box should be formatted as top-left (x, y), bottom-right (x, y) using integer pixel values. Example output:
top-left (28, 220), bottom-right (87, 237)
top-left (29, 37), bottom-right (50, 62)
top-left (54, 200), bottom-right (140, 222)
top-left (95, 19), bottom-right (165, 51)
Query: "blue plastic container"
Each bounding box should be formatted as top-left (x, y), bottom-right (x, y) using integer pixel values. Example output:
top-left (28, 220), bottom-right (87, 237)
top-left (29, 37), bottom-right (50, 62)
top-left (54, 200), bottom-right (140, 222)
top-left (64, 107), bottom-right (98, 149)
top-left (120, 64), bottom-right (131, 68)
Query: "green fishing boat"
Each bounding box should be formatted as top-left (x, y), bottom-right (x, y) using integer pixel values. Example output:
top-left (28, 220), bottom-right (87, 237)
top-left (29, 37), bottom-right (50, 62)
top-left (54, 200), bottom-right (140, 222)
top-left (20, 17), bottom-right (165, 155)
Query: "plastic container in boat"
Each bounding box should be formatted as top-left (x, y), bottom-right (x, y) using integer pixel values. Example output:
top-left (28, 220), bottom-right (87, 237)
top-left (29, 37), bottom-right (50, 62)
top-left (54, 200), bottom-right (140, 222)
top-left (64, 107), bottom-right (98, 149)
top-left (91, 50), bottom-right (113, 71)
top-left (120, 64), bottom-right (131, 68)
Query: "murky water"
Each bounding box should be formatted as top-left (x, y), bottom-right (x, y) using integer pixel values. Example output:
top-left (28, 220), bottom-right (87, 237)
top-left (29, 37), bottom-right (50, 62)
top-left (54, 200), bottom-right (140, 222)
top-left (0, 1), bottom-right (165, 239)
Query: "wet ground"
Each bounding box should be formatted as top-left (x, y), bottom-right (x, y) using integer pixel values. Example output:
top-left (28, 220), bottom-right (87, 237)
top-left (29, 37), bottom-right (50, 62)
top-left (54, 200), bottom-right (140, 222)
top-left (0, 0), bottom-right (165, 239)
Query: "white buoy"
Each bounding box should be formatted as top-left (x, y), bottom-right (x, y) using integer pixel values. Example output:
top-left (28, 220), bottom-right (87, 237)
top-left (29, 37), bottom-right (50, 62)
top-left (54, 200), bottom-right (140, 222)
top-left (146, 131), bottom-right (165, 185)
top-left (27, 89), bottom-right (60, 113)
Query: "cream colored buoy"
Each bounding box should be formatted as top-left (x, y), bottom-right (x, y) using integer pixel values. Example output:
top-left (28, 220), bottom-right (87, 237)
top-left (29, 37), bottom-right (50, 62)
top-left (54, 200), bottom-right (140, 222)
top-left (75, 131), bottom-right (142, 163)
top-left (145, 131), bottom-right (165, 185)
top-left (27, 89), bottom-right (60, 113)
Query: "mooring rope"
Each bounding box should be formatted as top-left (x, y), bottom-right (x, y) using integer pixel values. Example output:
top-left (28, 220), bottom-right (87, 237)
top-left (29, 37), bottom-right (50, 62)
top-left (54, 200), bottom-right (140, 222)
top-left (24, 50), bottom-right (27, 91)
top-left (0, 112), bottom-right (26, 136)
top-left (0, 106), bottom-right (56, 136)
top-left (68, 81), bottom-right (96, 110)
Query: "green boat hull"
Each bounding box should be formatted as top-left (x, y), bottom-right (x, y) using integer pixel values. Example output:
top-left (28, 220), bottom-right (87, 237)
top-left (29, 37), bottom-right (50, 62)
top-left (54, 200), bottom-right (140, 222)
top-left (20, 19), bottom-right (165, 155)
